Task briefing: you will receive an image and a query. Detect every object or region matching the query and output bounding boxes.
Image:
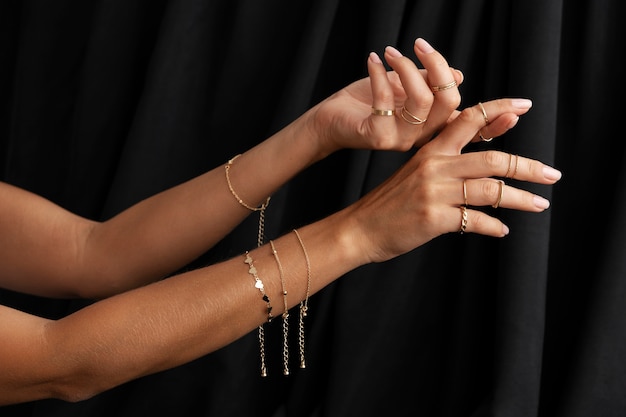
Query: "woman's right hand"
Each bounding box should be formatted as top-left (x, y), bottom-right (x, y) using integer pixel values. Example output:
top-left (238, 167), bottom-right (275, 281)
top-left (335, 98), bottom-right (562, 265)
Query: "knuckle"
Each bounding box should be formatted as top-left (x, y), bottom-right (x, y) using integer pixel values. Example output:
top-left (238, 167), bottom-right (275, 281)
top-left (482, 150), bottom-right (508, 171)
top-left (435, 93), bottom-right (461, 111)
top-left (458, 107), bottom-right (475, 123)
top-left (482, 180), bottom-right (501, 202)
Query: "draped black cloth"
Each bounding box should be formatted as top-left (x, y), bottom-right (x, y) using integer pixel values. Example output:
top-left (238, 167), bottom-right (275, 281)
top-left (1, 0), bottom-right (624, 416)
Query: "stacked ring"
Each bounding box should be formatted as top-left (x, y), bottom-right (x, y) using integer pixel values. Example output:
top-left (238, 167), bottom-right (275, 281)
top-left (400, 106), bottom-right (427, 125)
top-left (504, 154), bottom-right (519, 179)
top-left (431, 80), bottom-right (457, 93)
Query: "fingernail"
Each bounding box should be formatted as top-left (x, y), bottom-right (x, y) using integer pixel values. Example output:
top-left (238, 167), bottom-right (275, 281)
top-left (415, 38), bottom-right (434, 53)
top-left (512, 99), bottom-right (532, 109)
top-left (385, 46), bottom-right (402, 57)
top-left (502, 224), bottom-right (510, 236)
top-left (369, 52), bottom-right (382, 64)
top-left (543, 166), bottom-right (562, 181)
top-left (534, 195), bottom-right (550, 209)
top-left (454, 68), bottom-right (464, 83)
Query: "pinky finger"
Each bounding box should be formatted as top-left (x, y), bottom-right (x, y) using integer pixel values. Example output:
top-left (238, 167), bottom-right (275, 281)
top-left (458, 207), bottom-right (509, 237)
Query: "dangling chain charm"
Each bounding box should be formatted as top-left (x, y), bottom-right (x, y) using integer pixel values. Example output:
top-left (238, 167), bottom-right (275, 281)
top-left (293, 229), bottom-right (311, 369)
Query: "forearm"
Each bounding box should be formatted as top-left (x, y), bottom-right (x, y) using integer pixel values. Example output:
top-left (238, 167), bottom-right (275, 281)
top-left (80, 113), bottom-right (326, 298)
top-left (1, 213), bottom-right (362, 404)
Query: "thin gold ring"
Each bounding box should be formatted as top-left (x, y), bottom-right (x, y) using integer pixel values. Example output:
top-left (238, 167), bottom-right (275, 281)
top-left (504, 154), bottom-right (520, 179)
top-left (462, 179), bottom-right (468, 206)
top-left (479, 130), bottom-right (493, 142)
top-left (511, 154), bottom-right (519, 178)
top-left (371, 107), bottom-right (395, 116)
top-left (478, 102), bottom-right (489, 125)
top-left (492, 180), bottom-right (505, 208)
top-left (459, 206), bottom-right (468, 234)
top-left (400, 106), bottom-right (427, 125)
top-left (504, 153), bottom-right (513, 178)
top-left (431, 80), bottom-right (457, 92)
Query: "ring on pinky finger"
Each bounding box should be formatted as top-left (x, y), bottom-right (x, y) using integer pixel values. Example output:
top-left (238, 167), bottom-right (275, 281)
top-left (459, 206), bottom-right (468, 234)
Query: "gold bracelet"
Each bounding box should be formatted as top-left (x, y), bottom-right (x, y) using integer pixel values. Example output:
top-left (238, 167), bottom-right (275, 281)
top-left (244, 251), bottom-right (273, 377)
top-left (270, 240), bottom-right (290, 376)
top-left (225, 154), bottom-right (271, 248)
top-left (293, 228), bottom-right (311, 369)
top-left (225, 154), bottom-right (270, 211)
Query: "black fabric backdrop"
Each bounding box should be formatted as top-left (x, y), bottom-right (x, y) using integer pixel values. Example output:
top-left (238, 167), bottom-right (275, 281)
top-left (1, 0), bottom-right (625, 416)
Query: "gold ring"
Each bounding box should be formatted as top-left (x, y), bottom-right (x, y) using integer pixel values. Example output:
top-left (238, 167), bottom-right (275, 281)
top-left (505, 154), bottom-right (519, 179)
top-left (462, 179), bottom-right (468, 206)
top-left (459, 206), bottom-right (468, 234)
top-left (431, 80), bottom-right (457, 92)
top-left (400, 106), bottom-right (427, 125)
top-left (511, 154), bottom-right (519, 179)
top-left (371, 107), bottom-right (395, 116)
top-left (504, 153), bottom-right (513, 178)
top-left (479, 130), bottom-right (493, 142)
top-left (478, 102), bottom-right (489, 125)
top-left (492, 180), bottom-right (505, 208)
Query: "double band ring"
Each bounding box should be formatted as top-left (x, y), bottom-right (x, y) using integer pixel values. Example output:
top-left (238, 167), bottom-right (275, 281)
top-left (504, 154), bottom-right (519, 179)
top-left (492, 180), bottom-right (505, 208)
top-left (371, 107), bottom-right (395, 116)
top-left (459, 206), bottom-right (468, 234)
top-left (431, 80), bottom-right (457, 93)
top-left (400, 106), bottom-right (427, 125)
top-left (478, 102), bottom-right (489, 125)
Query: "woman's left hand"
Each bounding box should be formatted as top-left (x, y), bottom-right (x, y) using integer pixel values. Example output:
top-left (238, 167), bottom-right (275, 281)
top-left (307, 37), bottom-right (467, 158)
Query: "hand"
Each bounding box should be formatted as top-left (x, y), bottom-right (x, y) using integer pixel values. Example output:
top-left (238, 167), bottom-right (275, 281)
top-left (307, 37), bottom-right (465, 158)
top-left (340, 98), bottom-right (562, 264)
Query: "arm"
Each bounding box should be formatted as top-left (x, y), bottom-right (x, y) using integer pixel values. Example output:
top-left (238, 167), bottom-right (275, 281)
top-left (0, 39), bottom-right (465, 299)
top-left (0, 98), bottom-right (561, 405)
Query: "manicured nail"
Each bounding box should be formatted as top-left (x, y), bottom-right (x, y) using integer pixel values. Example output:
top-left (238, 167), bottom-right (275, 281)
top-left (454, 68), bottom-right (464, 83)
top-left (543, 166), bottom-right (562, 181)
top-left (369, 52), bottom-right (382, 64)
top-left (415, 38), bottom-right (434, 53)
top-left (512, 99), bottom-right (532, 109)
top-left (385, 46), bottom-right (402, 57)
top-left (502, 224), bottom-right (510, 236)
top-left (534, 195), bottom-right (550, 209)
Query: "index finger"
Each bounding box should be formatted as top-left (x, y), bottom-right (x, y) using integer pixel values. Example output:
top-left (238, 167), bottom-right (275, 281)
top-left (429, 99), bottom-right (533, 154)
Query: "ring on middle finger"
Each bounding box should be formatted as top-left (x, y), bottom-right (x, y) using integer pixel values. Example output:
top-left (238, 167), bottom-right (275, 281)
top-left (431, 80), bottom-right (457, 93)
top-left (462, 179), bottom-right (468, 207)
top-left (400, 106), bottom-right (427, 125)
top-left (492, 180), bottom-right (505, 208)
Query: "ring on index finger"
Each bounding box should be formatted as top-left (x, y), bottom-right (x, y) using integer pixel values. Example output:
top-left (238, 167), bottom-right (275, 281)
top-left (479, 130), bottom-right (493, 142)
top-left (478, 102), bottom-right (489, 125)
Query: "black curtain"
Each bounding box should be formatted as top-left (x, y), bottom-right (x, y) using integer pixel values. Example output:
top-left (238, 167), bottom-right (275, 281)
top-left (1, 0), bottom-right (624, 416)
